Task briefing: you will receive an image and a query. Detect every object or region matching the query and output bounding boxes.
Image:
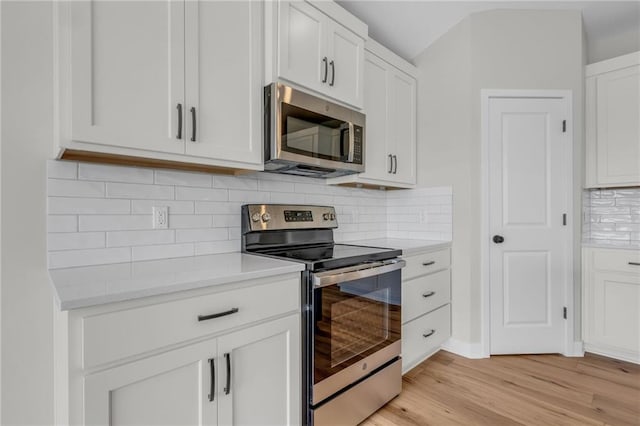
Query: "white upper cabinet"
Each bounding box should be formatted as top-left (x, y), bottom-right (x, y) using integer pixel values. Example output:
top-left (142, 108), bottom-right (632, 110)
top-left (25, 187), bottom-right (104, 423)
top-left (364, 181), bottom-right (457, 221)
top-left (585, 52), bottom-right (640, 188)
top-left (58, 0), bottom-right (263, 172)
top-left (68, 1), bottom-right (185, 154)
top-left (268, 0), bottom-right (366, 109)
top-left (329, 39), bottom-right (418, 189)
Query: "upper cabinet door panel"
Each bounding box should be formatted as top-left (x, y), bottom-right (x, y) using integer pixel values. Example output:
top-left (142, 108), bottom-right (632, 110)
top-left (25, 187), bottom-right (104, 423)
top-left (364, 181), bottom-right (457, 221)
top-left (595, 65), bottom-right (640, 186)
top-left (389, 70), bottom-right (417, 185)
top-left (184, 1), bottom-right (262, 165)
top-left (277, 1), bottom-right (325, 93)
top-left (326, 20), bottom-right (364, 109)
top-left (359, 52), bottom-right (389, 182)
top-left (70, 1), bottom-right (184, 154)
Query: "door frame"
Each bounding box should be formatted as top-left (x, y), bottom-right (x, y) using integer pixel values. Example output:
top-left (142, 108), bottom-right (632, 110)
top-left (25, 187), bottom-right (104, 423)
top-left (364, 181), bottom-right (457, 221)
top-left (480, 89), bottom-right (577, 357)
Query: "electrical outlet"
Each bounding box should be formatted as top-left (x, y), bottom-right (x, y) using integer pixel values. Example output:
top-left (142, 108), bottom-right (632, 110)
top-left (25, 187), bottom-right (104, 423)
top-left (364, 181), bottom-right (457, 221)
top-left (420, 210), bottom-right (429, 223)
top-left (153, 206), bottom-right (169, 229)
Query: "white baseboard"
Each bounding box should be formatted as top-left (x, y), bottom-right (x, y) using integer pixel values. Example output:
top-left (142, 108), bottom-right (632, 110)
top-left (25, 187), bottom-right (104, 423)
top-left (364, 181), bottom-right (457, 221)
top-left (441, 338), bottom-right (488, 359)
top-left (564, 341), bottom-right (585, 357)
top-left (584, 343), bottom-right (640, 364)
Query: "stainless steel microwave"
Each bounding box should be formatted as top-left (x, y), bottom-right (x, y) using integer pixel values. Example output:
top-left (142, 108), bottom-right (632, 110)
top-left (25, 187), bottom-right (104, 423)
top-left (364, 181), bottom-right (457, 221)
top-left (264, 83), bottom-right (365, 178)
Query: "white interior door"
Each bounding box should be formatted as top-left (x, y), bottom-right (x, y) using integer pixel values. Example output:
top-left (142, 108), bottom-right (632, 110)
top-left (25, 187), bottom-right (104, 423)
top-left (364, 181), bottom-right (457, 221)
top-left (488, 96), bottom-right (569, 354)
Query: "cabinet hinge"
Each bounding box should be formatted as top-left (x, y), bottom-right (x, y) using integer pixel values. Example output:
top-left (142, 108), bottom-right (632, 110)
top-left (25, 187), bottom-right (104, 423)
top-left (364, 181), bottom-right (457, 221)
top-left (563, 307), bottom-right (567, 319)
top-left (563, 213), bottom-right (567, 226)
top-left (562, 120), bottom-right (567, 133)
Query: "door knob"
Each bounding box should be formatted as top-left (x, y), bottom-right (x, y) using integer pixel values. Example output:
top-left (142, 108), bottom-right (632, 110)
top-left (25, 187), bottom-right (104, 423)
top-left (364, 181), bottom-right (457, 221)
top-left (493, 235), bottom-right (504, 244)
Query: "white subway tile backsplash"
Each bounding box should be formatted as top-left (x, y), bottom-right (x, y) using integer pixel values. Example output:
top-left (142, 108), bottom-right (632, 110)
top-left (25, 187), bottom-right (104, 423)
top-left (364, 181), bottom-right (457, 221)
top-left (107, 182), bottom-right (174, 200)
top-left (584, 187), bottom-right (640, 246)
top-left (47, 161), bottom-right (453, 268)
top-left (176, 187), bottom-right (228, 201)
top-left (107, 230), bottom-right (175, 247)
top-left (79, 163), bottom-right (154, 184)
top-left (49, 197), bottom-right (130, 215)
top-left (154, 170), bottom-right (213, 188)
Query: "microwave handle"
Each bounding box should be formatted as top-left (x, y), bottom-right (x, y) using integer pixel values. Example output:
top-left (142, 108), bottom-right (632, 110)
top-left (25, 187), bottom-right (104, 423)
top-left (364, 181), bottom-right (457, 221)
top-left (347, 122), bottom-right (355, 163)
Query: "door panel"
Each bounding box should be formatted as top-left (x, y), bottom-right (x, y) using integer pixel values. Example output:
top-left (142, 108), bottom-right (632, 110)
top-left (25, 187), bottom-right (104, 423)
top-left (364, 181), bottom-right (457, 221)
top-left (70, 1), bottom-right (184, 154)
top-left (84, 337), bottom-right (217, 426)
top-left (278, 1), bottom-right (325, 93)
top-left (184, 1), bottom-right (262, 165)
top-left (217, 314), bottom-right (301, 426)
top-left (489, 97), bottom-right (568, 354)
top-left (389, 70), bottom-right (417, 185)
top-left (327, 20), bottom-right (363, 108)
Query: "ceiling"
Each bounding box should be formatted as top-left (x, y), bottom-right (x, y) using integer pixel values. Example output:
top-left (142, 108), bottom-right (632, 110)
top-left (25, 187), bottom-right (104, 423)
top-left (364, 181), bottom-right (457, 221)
top-left (337, 1), bottom-right (640, 61)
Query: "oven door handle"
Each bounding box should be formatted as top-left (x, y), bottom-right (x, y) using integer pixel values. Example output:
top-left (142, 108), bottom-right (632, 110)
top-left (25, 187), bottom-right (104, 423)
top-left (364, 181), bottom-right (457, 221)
top-left (312, 259), bottom-right (406, 287)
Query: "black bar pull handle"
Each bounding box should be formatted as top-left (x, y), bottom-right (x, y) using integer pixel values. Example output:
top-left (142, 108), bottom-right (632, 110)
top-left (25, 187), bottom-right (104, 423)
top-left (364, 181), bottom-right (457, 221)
top-left (190, 107), bottom-right (196, 142)
top-left (208, 358), bottom-right (215, 402)
top-left (321, 57), bottom-right (328, 83)
top-left (176, 103), bottom-right (183, 139)
top-left (422, 291), bottom-right (436, 298)
top-left (393, 155), bottom-right (398, 174)
top-left (224, 353), bottom-right (231, 395)
top-left (329, 60), bottom-right (335, 86)
top-left (388, 154), bottom-right (393, 173)
top-left (423, 329), bottom-right (436, 338)
top-left (629, 262), bottom-right (640, 266)
top-left (422, 261), bottom-right (435, 266)
top-left (198, 307), bottom-right (239, 322)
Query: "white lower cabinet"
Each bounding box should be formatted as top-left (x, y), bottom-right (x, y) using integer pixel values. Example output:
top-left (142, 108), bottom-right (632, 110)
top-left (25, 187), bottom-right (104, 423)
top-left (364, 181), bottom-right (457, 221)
top-left (400, 247), bottom-right (452, 373)
top-left (583, 247), bottom-right (640, 363)
top-left (55, 274), bottom-right (301, 425)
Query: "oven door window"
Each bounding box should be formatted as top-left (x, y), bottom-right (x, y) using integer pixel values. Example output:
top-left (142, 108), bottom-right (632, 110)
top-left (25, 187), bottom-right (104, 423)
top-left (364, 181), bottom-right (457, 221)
top-left (313, 269), bottom-right (401, 384)
top-left (280, 103), bottom-right (350, 162)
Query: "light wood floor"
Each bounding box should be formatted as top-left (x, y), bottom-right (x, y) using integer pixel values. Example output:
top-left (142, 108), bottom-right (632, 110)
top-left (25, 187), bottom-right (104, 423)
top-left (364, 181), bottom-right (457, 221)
top-left (361, 351), bottom-right (640, 426)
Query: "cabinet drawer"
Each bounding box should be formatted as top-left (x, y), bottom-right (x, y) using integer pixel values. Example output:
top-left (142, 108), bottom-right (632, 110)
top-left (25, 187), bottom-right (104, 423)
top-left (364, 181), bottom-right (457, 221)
top-left (403, 269), bottom-right (450, 323)
top-left (402, 304), bottom-right (450, 370)
top-left (83, 277), bottom-right (300, 369)
top-left (403, 248), bottom-right (450, 280)
top-left (592, 248), bottom-right (640, 274)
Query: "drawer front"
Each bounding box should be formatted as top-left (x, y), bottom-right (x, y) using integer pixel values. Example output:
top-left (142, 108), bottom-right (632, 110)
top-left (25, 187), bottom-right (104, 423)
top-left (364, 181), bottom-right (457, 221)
top-left (403, 269), bottom-right (450, 323)
top-left (592, 248), bottom-right (640, 274)
top-left (402, 304), bottom-right (450, 370)
top-left (83, 277), bottom-right (300, 369)
top-left (403, 248), bottom-right (451, 280)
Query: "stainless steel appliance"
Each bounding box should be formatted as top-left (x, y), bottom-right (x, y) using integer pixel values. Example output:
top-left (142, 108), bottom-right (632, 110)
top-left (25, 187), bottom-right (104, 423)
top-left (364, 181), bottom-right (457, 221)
top-left (241, 204), bottom-right (404, 426)
top-left (264, 83), bottom-right (365, 178)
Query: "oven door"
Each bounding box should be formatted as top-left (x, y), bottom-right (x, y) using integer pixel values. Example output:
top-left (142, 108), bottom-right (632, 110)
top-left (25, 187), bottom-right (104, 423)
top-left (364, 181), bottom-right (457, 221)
top-left (310, 259), bottom-right (404, 405)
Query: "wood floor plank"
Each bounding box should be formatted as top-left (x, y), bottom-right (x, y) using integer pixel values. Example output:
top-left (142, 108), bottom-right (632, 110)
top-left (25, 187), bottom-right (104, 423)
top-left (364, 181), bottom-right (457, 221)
top-left (360, 351), bottom-right (640, 426)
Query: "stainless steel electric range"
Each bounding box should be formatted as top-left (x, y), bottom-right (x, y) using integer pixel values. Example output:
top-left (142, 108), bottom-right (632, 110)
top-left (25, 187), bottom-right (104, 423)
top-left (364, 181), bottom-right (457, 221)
top-left (241, 204), bottom-right (405, 426)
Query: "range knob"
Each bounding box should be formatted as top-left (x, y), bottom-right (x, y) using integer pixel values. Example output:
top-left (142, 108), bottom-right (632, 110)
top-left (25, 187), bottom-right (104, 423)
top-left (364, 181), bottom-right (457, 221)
top-left (322, 213), bottom-right (330, 221)
top-left (330, 213), bottom-right (335, 220)
top-left (251, 212), bottom-right (261, 222)
top-left (261, 212), bottom-right (271, 223)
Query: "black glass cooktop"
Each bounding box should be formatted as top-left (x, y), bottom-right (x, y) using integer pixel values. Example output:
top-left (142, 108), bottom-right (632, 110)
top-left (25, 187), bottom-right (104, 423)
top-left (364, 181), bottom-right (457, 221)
top-left (257, 244), bottom-right (401, 271)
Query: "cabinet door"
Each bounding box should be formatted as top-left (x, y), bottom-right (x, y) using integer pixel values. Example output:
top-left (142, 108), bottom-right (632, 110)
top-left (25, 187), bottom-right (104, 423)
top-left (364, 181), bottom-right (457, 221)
top-left (359, 52), bottom-right (391, 182)
top-left (326, 20), bottom-right (364, 108)
top-left (278, 1), bottom-right (326, 94)
top-left (388, 69), bottom-right (417, 185)
top-left (84, 337), bottom-right (218, 426)
top-left (595, 65), bottom-right (640, 186)
top-left (184, 1), bottom-right (262, 166)
top-left (588, 271), bottom-right (640, 355)
top-left (69, 1), bottom-right (184, 154)
top-left (217, 314), bottom-right (301, 426)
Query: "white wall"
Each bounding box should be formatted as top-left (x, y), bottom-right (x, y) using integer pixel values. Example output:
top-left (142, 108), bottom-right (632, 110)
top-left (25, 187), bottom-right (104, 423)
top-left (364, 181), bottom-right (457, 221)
top-left (1, 1), bottom-right (55, 424)
top-left (587, 24), bottom-right (640, 64)
top-left (414, 9), bottom-right (584, 350)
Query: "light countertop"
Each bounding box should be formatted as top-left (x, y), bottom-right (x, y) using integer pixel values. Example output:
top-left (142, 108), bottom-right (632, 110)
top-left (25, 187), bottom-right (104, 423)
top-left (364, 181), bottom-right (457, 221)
top-left (344, 238), bottom-right (451, 256)
top-left (49, 252), bottom-right (305, 311)
top-left (582, 240), bottom-right (640, 250)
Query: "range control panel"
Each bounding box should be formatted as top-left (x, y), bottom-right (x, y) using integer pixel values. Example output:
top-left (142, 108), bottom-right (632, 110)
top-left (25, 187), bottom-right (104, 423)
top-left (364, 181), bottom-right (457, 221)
top-left (244, 204), bottom-right (338, 231)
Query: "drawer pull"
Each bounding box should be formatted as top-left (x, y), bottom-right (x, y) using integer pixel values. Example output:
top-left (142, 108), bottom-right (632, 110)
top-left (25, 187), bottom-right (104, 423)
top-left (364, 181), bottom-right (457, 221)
top-left (629, 262), bottom-right (640, 266)
top-left (422, 261), bottom-right (436, 266)
top-left (422, 291), bottom-right (436, 298)
top-left (224, 353), bottom-right (231, 395)
top-left (423, 329), bottom-right (436, 338)
top-left (208, 358), bottom-right (215, 402)
top-left (198, 307), bottom-right (239, 322)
